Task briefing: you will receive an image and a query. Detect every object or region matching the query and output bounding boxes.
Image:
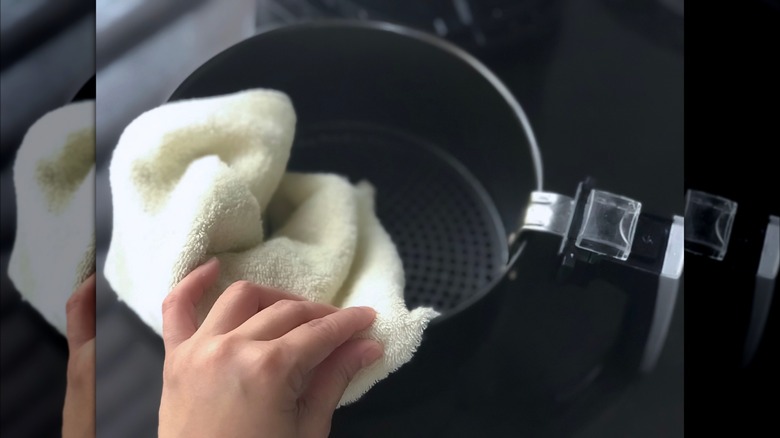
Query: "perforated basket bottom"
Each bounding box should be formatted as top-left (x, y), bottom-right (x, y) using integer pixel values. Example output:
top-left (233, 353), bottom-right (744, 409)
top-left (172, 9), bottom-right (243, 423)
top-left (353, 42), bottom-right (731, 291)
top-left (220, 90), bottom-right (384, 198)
top-left (290, 122), bottom-right (508, 313)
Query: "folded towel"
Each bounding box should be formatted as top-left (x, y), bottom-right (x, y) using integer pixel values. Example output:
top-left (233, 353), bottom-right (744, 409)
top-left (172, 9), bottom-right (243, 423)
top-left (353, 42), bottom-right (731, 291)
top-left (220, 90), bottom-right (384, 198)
top-left (104, 89), bottom-right (439, 406)
top-left (8, 100), bottom-right (96, 336)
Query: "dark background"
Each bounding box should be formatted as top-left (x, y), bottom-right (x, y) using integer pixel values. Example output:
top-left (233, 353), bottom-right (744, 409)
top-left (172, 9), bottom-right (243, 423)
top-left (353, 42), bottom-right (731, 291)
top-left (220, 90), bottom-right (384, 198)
top-left (684, 0), bottom-right (780, 434)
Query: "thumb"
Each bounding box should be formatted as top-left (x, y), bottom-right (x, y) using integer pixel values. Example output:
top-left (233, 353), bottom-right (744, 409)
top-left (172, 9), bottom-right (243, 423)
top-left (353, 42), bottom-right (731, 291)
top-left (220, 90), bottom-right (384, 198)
top-left (65, 274), bottom-right (96, 351)
top-left (162, 257), bottom-right (220, 352)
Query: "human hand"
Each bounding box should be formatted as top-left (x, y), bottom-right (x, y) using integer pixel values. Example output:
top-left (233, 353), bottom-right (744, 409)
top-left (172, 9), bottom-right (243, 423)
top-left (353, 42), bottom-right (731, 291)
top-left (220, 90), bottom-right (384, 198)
top-left (158, 258), bottom-right (383, 438)
top-left (62, 273), bottom-right (96, 438)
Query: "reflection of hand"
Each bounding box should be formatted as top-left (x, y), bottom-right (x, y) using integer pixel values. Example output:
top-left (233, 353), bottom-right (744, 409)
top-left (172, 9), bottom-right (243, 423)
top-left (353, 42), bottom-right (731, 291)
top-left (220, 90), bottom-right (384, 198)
top-left (158, 258), bottom-right (383, 438)
top-left (8, 100), bottom-right (96, 338)
top-left (62, 274), bottom-right (96, 438)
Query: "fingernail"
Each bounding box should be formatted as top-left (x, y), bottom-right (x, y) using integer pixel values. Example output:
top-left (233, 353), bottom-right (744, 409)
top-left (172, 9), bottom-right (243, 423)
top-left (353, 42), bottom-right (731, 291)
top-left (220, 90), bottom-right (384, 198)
top-left (71, 273), bottom-right (96, 297)
top-left (198, 257), bottom-right (219, 272)
top-left (361, 341), bottom-right (383, 368)
top-left (357, 306), bottom-right (376, 317)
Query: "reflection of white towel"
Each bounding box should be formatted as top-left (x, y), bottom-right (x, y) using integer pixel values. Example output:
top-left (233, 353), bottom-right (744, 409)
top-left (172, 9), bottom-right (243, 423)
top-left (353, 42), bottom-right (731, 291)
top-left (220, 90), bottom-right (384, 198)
top-left (104, 89), bottom-right (438, 406)
top-left (8, 101), bottom-right (96, 336)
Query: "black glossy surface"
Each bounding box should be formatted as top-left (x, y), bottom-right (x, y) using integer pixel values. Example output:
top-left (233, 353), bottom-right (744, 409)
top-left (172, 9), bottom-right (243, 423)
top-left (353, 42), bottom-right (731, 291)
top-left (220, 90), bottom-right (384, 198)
top-left (468, 2), bottom-right (684, 433)
top-left (315, 0), bottom-right (685, 435)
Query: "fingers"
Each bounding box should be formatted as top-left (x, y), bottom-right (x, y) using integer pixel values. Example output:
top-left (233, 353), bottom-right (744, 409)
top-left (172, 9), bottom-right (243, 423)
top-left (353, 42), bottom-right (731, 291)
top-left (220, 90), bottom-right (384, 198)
top-left (162, 257), bottom-right (220, 352)
top-left (300, 338), bottom-right (383, 427)
top-left (65, 273), bottom-right (96, 351)
top-left (198, 281), bottom-right (306, 336)
top-left (64, 275), bottom-right (97, 437)
top-left (281, 306), bottom-right (377, 374)
top-left (234, 300), bottom-right (339, 340)
top-left (62, 338), bottom-right (96, 438)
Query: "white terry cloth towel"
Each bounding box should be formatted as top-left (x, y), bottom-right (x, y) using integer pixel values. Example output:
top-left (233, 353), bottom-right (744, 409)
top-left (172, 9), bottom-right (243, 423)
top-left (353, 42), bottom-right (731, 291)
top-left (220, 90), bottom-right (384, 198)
top-left (8, 100), bottom-right (96, 336)
top-left (104, 89), bottom-right (439, 406)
